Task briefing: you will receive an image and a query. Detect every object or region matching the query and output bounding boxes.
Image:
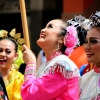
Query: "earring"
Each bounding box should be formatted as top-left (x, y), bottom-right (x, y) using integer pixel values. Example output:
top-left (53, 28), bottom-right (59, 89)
top-left (57, 43), bottom-right (60, 50)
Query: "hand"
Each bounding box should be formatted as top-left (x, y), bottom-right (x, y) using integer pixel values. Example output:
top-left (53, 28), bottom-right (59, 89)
top-left (22, 45), bottom-right (36, 64)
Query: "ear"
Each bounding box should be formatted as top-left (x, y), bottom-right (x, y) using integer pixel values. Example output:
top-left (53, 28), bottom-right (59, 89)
top-left (58, 36), bottom-right (64, 44)
top-left (13, 53), bottom-right (18, 61)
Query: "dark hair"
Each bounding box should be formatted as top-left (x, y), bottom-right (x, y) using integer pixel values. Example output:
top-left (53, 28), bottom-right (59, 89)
top-left (0, 37), bottom-right (18, 53)
top-left (76, 26), bottom-right (87, 46)
top-left (57, 19), bottom-right (67, 54)
top-left (67, 15), bottom-right (87, 46)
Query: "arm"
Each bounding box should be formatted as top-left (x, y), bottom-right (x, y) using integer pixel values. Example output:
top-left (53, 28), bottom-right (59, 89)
top-left (21, 72), bottom-right (67, 100)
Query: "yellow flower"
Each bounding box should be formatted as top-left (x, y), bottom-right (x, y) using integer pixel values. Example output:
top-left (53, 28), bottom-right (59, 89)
top-left (18, 38), bottom-right (24, 45)
top-left (14, 33), bottom-right (21, 39)
top-left (9, 28), bottom-right (16, 37)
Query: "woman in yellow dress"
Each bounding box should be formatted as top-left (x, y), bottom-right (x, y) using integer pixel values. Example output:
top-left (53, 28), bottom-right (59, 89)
top-left (0, 29), bottom-right (24, 100)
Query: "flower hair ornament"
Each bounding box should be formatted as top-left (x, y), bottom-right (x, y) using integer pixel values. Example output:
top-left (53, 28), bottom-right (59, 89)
top-left (89, 11), bottom-right (100, 27)
top-left (0, 28), bottom-right (24, 69)
top-left (67, 15), bottom-right (90, 46)
top-left (67, 15), bottom-right (86, 28)
top-left (64, 26), bottom-right (78, 56)
top-left (0, 28), bottom-right (25, 45)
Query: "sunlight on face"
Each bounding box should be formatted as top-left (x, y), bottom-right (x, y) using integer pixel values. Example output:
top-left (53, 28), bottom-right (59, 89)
top-left (0, 39), bottom-right (18, 70)
top-left (37, 19), bottom-right (64, 50)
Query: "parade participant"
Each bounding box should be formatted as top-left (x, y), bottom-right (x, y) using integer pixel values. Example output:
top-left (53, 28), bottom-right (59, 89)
top-left (80, 11), bottom-right (100, 99)
top-left (0, 29), bottom-right (24, 100)
top-left (21, 19), bottom-right (81, 100)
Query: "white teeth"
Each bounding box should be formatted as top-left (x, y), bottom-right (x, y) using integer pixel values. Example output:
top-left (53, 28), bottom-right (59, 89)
top-left (86, 53), bottom-right (93, 55)
top-left (40, 35), bottom-right (45, 38)
top-left (40, 33), bottom-right (46, 38)
top-left (0, 59), bottom-right (6, 62)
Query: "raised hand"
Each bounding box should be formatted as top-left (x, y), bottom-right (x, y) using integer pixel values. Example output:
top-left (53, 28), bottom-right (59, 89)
top-left (22, 45), bottom-right (36, 64)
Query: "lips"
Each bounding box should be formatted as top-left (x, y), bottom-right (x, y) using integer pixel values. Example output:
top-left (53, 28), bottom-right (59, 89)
top-left (0, 59), bottom-right (7, 64)
top-left (40, 33), bottom-right (46, 38)
top-left (86, 52), bottom-right (94, 57)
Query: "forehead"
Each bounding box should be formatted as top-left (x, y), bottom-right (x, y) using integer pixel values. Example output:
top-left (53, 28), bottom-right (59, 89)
top-left (87, 27), bottom-right (100, 38)
top-left (0, 39), bottom-right (15, 48)
top-left (47, 20), bottom-right (62, 27)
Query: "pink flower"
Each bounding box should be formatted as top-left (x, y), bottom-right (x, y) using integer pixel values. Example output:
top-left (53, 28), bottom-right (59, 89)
top-left (64, 26), bottom-right (78, 56)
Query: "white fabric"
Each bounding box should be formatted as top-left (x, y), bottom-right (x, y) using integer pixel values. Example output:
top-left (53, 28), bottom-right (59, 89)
top-left (80, 70), bottom-right (100, 100)
top-left (36, 54), bottom-right (80, 78)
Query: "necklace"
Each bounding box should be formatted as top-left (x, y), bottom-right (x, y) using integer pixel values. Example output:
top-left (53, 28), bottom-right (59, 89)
top-left (47, 50), bottom-right (62, 62)
top-left (93, 65), bottom-right (100, 73)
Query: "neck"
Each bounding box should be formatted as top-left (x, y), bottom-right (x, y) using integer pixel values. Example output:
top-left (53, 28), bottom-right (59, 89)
top-left (93, 64), bottom-right (100, 73)
top-left (0, 68), bottom-right (11, 78)
top-left (93, 63), bottom-right (100, 67)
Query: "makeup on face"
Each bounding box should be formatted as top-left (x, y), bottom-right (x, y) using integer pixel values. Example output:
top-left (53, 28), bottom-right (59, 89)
top-left (84, 37), bottom-right (100, 45)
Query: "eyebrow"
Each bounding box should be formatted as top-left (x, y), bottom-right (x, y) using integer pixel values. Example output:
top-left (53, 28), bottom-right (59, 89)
top-left (86, 37), bottom-right (99, 39)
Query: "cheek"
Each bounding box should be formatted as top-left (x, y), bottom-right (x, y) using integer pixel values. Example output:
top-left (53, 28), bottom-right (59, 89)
top-left (92, 44), bottom-right (100, 53)
top-left (7, 54), bottom-right (16, 61)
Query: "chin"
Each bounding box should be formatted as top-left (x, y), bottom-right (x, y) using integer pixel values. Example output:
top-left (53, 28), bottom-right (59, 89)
top-left (87, 59), bottom-right (95, 64)
top-left (36, 39), bottom-right (44, 48)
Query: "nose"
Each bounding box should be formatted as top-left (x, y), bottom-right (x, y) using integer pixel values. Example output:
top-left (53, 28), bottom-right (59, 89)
top-left (0, 51), bottom-right (6, 56)
top-left (41, 28), bottom-right (45, 33)
top-left (84, 42), bottom-right (91, 50)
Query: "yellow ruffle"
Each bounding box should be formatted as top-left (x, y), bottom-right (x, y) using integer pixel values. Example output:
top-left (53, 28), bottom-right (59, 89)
top-left (4, 70), bottom-right (24, 100)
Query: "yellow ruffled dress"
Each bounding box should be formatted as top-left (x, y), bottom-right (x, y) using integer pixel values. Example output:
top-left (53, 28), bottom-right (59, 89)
top-left (4, 69), bottom-right (24, 100)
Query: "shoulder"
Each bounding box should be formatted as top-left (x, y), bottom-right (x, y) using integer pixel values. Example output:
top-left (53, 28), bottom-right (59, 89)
top-left (9, 70), bottom-right (24, 83)
top-left (15, 71), bottom-right (24, 80)
top-left (81, 70), bottom-right (94, 84)
top-left (42, 55), bottom-right (80, 78)
top-left (53, 55), bottom-right (78, 70)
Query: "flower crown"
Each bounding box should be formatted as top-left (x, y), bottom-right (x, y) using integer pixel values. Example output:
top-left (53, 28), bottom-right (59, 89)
top-left (0, 28), bottom-right (24, 45)
top-left (64, 26), bottom-right (78, 56)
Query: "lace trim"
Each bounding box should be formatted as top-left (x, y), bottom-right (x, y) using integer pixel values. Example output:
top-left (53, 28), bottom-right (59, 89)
top-left (43, 63), bottom-right (79, 79)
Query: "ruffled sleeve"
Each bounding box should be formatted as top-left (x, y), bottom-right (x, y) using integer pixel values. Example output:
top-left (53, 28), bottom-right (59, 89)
top-left (21, 72), bottom-right (67, 100)
top-left (6, 71), bottom-right (24, 100)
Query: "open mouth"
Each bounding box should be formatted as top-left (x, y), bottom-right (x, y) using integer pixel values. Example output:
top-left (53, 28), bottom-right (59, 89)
top-left (0, 59), bottom-right (7, 64)
top-left (40, 33), bottom-right (46, 38)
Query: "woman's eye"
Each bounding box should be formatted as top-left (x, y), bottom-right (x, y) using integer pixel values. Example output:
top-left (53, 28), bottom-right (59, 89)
top-left (48, 24), bottom-right (53, 28)
top-left (90, 39), bottom-right (98, 44)
top-left (0, 49), bottom-right (3, 52)
top-left (6, 50), bottom-right (11, 54)
top-left (84, 39), bottom-right (98, 45)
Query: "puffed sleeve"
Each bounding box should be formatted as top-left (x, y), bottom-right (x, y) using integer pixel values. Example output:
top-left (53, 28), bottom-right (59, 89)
top-left (6, 72), bottom-right (24, 100)
top-left (13, 73), bottom-right (24, 100)
top-left (21, 72), bottom-right (67, 100)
